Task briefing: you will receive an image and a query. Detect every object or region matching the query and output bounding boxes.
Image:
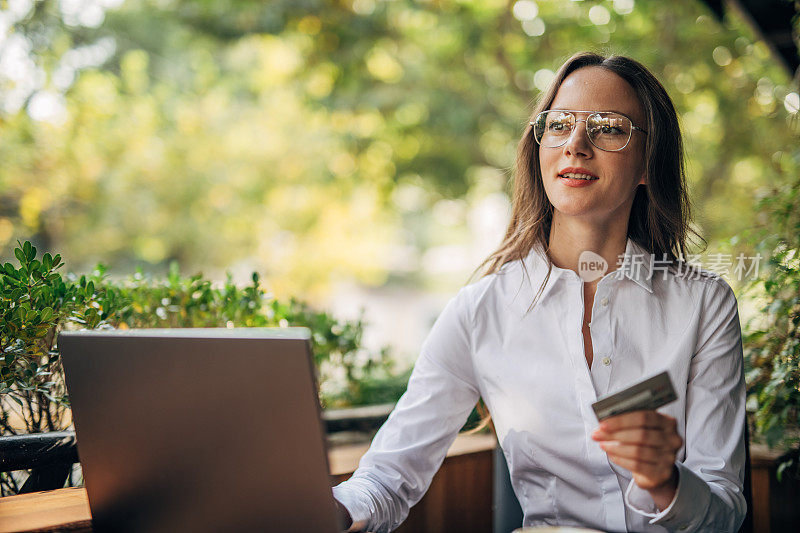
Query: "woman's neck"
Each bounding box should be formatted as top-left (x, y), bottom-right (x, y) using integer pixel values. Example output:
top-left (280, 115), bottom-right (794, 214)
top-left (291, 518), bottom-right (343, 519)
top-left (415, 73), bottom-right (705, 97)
top-left (547, 212), bottom-right (629, 280)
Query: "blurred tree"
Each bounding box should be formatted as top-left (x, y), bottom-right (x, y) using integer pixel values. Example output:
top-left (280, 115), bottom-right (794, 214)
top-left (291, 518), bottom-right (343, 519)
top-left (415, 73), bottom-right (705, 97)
top-left (0, 0), bottom-right (796, 297)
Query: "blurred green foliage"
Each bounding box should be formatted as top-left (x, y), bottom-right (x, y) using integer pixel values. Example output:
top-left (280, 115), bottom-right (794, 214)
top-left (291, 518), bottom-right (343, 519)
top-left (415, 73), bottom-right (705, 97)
top-left (102, 264), bottom-right (399, 408)
top-left (1, 240), bottom-right (399, 441)
top-left (0, 0), bottom-right (796, 296)
top-left (743, 142), bottom-right (800, 476)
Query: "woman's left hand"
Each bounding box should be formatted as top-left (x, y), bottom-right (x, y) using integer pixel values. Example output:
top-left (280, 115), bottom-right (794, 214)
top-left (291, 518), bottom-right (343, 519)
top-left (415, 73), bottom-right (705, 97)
top-left (592, 410), bottom-right (682, 506)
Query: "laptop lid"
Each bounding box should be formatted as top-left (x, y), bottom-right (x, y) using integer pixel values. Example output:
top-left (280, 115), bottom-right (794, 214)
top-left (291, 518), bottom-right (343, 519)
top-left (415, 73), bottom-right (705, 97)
top-left (59, 328), bottom-right (341, 533)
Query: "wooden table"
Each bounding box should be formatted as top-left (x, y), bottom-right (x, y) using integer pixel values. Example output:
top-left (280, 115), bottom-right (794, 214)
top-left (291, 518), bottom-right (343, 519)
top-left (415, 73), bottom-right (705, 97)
top-left (0, 489), bottom-right (92, 533)
top-left (0, 434), bottom-right (496, 533)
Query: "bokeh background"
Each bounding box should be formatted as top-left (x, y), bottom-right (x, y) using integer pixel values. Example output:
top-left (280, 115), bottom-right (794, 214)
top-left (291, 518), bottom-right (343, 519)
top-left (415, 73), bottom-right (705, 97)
top-left (1, 0), bottom-right (798, 365)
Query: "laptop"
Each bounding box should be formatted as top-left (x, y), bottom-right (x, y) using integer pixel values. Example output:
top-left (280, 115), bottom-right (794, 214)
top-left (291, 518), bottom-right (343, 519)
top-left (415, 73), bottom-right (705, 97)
top-left (59, 328), bottom-right (343, 533)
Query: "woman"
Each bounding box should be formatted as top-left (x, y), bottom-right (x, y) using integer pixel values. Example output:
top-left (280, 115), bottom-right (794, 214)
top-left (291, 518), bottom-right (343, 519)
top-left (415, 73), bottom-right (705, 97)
top-left (333, 52), bottom-right (746, 533)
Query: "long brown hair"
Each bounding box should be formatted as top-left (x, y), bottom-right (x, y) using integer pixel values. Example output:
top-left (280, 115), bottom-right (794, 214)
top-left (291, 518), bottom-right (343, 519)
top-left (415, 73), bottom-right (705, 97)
top-left (470, 52), bottom-right (697, 433)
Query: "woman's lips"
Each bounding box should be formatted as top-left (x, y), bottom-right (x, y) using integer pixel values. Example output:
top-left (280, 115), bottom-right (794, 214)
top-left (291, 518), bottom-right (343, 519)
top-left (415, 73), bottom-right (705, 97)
top-left (558, 172), bottom-right (599, 188)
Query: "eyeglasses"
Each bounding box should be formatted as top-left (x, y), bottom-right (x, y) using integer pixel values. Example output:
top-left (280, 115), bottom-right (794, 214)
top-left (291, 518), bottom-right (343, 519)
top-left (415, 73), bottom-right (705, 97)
top-left (530, 110), bottom-right (647, 152)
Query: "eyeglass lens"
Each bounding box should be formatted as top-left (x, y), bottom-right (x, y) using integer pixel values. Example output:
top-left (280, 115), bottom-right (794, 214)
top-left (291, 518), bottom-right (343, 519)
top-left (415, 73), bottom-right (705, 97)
top-left (533, 111), bottom-right (633, 151)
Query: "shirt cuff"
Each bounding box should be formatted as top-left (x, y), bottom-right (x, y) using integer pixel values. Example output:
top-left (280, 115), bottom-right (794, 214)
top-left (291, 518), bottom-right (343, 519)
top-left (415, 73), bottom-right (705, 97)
top-left (624, 462), bottom-right (711, 531)
top-left (332, 483), bottom-right (372, 531)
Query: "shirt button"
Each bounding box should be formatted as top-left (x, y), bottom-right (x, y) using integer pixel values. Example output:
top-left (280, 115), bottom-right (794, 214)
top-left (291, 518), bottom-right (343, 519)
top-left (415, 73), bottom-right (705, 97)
top-left (600, 297), bottom-right (609, 307)
top-left (601, 357), bottom-right (611, 366)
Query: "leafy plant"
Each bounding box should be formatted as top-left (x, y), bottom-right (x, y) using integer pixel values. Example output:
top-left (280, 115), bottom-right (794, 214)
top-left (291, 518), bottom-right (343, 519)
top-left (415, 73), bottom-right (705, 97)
top-left (1, 241), bottom-right (408, 495)
top-left (96, 262), bottom-right (400, 407)
top-left (743, 148), bottom-right (800, 479)
top-left (0, 241), bottom-right (109, 436)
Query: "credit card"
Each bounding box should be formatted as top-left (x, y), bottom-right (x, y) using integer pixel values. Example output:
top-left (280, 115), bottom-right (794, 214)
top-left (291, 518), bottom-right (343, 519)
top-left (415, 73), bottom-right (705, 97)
top-left (591, 371), bottom-right (677, 421)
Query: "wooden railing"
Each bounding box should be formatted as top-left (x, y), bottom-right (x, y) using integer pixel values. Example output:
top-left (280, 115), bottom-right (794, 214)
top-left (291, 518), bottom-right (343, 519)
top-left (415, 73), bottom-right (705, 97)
top-left (0, 405), bottom-right (397, 494)
top-left (749, 444), bottom-right (800, 532)
top-left (330, 434), bottom-right (495, 533)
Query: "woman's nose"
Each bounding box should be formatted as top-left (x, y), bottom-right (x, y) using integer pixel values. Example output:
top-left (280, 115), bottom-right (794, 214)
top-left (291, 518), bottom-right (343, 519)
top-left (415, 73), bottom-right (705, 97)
top-left (562, 119), bottom-right (593, 157)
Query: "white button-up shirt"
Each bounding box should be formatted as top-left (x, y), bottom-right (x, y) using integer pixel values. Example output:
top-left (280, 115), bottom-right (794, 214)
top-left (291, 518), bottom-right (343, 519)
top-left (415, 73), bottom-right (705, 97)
top-left (333, 239), bottom-right (746, 533)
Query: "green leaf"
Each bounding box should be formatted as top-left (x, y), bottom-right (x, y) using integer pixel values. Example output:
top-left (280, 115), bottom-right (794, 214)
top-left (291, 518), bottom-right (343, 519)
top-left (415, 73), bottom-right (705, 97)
top-left (40, 307), bottom-right (53, 322)
top-left (14, 248), bottom-right (25, 263)
top-left (42, 253), bottom-right (52, 271)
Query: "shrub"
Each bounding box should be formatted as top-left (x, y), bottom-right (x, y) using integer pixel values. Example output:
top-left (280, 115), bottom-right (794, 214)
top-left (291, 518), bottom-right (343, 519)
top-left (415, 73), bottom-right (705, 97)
top-left (743, 153), bottom-right (800, 479)
top-left (0, 242), bottom-right (106, 435)
top-left (95, 262), bottom-right (400, 409)
top-left (1, 241), bottom-right (407, 493)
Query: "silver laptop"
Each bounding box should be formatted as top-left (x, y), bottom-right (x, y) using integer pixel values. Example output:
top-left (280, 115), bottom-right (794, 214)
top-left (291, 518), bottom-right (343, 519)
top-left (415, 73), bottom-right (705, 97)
top-left (59, 328), bottom-right (342, 533)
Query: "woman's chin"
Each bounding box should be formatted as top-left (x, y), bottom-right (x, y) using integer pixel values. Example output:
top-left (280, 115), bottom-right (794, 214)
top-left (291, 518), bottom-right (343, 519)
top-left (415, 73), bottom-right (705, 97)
top-left (550, 200), bottom-right (597, 218)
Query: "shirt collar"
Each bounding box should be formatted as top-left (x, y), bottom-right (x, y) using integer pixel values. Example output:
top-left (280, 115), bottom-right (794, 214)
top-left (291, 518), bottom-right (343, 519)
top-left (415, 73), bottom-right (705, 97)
top-left (617, 238), bottom-right (654, 293)
top-left (517, 238), bottom-right (654, 308)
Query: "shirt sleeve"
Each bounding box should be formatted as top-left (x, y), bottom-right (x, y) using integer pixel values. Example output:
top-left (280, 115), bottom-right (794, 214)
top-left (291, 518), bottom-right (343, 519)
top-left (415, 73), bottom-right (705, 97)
top-left (332, 288), bottom-right (481, 533)
top-left (624, 277), bottom-right (747, 532)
